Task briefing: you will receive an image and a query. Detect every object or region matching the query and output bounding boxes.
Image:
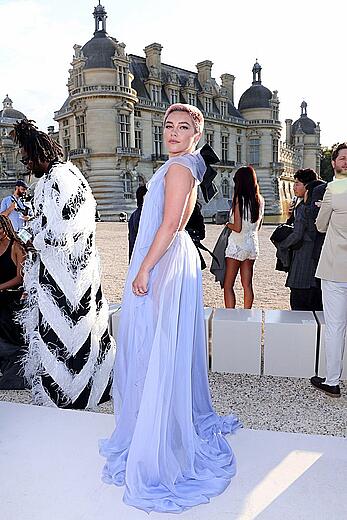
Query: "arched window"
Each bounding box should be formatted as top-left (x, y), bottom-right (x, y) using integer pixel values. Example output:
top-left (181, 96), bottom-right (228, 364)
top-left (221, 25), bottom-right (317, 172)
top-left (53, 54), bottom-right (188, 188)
top-left (221, 178), bottom-right (230, 198)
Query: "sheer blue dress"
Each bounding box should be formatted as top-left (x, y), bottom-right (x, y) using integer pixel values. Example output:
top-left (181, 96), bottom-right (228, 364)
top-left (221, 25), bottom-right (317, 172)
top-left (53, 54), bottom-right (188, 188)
top-left (100, 151), bottom-right (240, 513)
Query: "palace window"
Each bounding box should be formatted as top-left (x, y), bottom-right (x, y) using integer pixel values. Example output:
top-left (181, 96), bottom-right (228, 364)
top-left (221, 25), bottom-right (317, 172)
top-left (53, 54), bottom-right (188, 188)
top-left (170, 89), bottom-right (178, 104)
top-left (188, 92), bottom-right (196, 105)
top-left (272, 105), bottom-right (279, 120)
top-left (204, 97), bottom-right (212, 113)
top-left (153, 125), bottom-right (162, 157)
top-left (63, 138), bottom-right (70, 160)
top-left (151, 84), bottom-right (161, 103)
top-left (135, 130), bottom-right (142, 152)
top-left (272, 138), bottom-right (279, 163)
top-left (134, 109), bottom-right (141, 117)
top-left (119, 114), bottom-right (130, 148)
top-left (249, 138), bottom-right (260, 165)
top-left (123, 172), bottom-right (132, 198)
top-left (75, 68), bottom-right (83, 88)
top-left (221, 178), bottom-right (231, 198)
top-left (221, 135), bottom-right (229, 162)
top-left (118, 66), bottom-right (128, 87)
top-left (237, 143), bottom-right (242, 163)
top-left (76, 115), bottom-right (86, 149)
top-left (220, 101), bottom-right (227, 117)
top-left (206, 132), bottom-right (214, 148)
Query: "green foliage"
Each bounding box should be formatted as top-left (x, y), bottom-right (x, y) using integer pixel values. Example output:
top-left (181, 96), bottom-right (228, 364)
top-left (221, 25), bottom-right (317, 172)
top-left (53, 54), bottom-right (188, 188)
top-left (320, 146), bottom-right (335, 182)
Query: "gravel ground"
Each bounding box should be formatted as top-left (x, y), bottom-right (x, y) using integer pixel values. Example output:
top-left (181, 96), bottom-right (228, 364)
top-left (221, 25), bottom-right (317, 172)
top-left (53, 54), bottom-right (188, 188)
top-left (1, 223), bottom-right (346, 437)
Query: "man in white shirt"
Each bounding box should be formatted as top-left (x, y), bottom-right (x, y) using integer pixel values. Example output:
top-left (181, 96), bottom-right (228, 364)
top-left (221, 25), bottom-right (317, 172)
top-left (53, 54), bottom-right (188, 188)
top-left (311, 143), bottom-right (347, 398)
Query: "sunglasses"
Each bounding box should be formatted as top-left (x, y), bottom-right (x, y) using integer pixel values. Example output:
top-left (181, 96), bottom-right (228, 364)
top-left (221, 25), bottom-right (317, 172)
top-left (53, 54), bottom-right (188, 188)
top-left (20, 157), bottom-right (30, 165)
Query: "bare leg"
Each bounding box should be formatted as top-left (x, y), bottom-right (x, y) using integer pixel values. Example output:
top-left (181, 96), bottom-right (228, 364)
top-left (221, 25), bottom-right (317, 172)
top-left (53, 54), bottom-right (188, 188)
top-left (240, 259), bottom-right (255, 309)
top-left (224, 258), bottom-right (241, 308)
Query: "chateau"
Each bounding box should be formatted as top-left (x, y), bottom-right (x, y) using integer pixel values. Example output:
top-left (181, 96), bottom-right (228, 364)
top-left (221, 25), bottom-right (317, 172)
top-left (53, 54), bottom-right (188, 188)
top-left (1, 2), bottom-right (321, 219)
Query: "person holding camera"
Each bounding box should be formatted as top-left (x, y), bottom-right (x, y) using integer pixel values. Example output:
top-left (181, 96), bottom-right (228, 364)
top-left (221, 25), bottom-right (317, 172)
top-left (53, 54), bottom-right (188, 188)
top-left (0, 179), bottom-right (31, 232)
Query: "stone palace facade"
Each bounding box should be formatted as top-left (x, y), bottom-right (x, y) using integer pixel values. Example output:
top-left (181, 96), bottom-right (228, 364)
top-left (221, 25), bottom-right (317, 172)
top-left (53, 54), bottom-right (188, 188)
top-left (1, 2), bottom-right (321, 219)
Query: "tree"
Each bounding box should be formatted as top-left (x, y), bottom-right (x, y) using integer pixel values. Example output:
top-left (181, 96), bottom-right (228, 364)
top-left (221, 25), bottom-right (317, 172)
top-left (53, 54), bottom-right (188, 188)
top-left (320, 146), bottom-right (336, 182)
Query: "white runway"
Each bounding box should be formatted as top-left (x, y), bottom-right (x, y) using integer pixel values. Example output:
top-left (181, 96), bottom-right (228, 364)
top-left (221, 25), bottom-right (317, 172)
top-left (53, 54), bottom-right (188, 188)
top-left (0, 402), bottom-right (346, 520)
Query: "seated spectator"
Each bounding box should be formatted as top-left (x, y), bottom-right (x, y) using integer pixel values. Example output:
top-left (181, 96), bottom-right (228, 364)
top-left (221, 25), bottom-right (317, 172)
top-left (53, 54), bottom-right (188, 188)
top-left (277, 168), bottom-right (325, 311)
top-left (0, 215), bottom-right (27, 390)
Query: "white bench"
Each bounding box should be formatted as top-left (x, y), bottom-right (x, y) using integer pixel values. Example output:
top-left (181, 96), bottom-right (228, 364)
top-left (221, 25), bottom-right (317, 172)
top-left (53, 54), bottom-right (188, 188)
top-left (108, 304), bottom-right (213, 357)
top-left (211, 308), bottom-right (262, 374)
top-left (315, 311), bottom-right (347, 381)
top-left (264, 310), bottom-right (317, 377)
top-left (204, 307), bottom-right (213, 367)
top-left (108, 303), bottom-right (121, 339)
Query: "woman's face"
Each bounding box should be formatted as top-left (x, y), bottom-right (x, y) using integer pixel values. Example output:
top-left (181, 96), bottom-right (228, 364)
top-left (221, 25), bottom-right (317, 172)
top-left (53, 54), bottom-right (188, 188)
top-left (163, 111), bottom-right (200, 156)
top-left (293, 179), bottom-right (306, 198)
top-left (0, 224), bottom-right (7, 241)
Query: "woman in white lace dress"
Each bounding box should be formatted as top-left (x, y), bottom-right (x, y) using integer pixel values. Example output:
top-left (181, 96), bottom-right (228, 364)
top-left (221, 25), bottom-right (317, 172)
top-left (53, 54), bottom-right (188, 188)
top-left (224, 166), bottom-right (264, 308)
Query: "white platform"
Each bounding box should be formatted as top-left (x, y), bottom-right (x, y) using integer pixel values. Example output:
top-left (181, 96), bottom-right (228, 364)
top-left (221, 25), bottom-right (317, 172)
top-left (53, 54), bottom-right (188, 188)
top-left (204, 307), bottom-right (213, 365)
top-left (264, 310), bottom-right (317, 378)
top-left (108, 303), bottom-right (121, 337)
top-left (0, 402), bottom-right (346, 520)
top-left (211, 309), bottom-right (262, 374)
top-left (315, 311), bottom-right (347, 380)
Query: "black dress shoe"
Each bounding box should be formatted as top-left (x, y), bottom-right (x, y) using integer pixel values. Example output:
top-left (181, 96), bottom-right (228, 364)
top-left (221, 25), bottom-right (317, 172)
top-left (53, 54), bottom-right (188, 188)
top-left (310, 376), bottom-right (341, 398)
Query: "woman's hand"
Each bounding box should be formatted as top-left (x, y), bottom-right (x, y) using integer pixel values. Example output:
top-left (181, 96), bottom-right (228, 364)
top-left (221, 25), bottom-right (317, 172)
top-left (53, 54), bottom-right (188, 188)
top-left (132, 268), bottom-right (149, 296)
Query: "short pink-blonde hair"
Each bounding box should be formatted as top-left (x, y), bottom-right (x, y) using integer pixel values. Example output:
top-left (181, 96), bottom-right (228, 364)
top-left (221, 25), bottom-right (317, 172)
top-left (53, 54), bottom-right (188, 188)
top-left (164, 103), bottom-right (204, 134)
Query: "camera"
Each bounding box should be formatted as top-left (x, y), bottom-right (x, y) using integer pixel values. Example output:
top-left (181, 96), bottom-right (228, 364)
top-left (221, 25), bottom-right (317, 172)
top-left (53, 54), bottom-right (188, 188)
top-left (17, 228), bottom-right (32, 244)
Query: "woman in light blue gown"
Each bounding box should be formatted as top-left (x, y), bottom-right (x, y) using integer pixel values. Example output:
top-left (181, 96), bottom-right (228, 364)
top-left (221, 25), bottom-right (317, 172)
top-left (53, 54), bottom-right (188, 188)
top-left (100, 103), bottom-right (240, 514)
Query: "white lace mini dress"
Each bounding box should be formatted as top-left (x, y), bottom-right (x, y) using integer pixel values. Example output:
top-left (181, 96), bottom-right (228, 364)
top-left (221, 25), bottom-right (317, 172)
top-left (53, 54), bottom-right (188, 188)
top-left (225, 198), bottom-right (264, 261)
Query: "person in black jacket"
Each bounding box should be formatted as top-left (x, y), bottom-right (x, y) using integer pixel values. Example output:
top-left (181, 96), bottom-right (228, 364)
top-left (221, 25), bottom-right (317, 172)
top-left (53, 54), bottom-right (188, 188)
top-left (128, 185), bottom-right (147, 261)
top-left (277, 168), bottom-right (325, 311)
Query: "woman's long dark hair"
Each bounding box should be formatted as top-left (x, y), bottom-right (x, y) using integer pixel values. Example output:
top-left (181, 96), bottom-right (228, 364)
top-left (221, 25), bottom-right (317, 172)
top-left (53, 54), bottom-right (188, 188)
top-left (232, 166), bottom-right (261, 223)
top-left (0, 215), bottom-right (28, 253)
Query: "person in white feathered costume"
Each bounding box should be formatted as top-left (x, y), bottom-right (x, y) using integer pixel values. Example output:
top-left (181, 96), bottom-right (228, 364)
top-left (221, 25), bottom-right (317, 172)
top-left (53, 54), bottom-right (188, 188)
top-left (12, 119), bottom-right (115, 409)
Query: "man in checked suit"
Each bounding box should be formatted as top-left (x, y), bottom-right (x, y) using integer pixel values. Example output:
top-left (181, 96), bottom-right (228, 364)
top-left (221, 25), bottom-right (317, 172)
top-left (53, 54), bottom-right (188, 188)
top-left (311, 143), bottom-right (347, 398)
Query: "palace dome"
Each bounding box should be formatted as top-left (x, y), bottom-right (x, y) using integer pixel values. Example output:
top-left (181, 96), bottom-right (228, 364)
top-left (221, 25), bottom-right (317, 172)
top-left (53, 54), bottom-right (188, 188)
top-left (82, 33), bottom-right (118, 69)
top-left (0, 95), bottom-right (26, 121)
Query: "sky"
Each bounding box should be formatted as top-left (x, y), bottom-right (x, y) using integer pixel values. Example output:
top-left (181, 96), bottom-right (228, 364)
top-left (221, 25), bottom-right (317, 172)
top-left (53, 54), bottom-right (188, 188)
top-left (0, 0), bottom-right (345, 147)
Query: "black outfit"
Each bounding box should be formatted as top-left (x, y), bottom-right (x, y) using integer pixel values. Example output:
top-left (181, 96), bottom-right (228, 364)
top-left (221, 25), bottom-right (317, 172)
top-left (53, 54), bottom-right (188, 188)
top-left (0, 239), bottom-right (26, 390)
top-left (186, 203), bottom-right (207, 270)
top-left (277, 200), bottom-right (323, 311)
top-left (128, 205), bottom-right (143, 261)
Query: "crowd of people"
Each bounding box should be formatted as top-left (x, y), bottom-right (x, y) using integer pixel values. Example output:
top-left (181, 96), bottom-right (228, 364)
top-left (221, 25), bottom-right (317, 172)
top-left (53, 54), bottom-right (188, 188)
top-left (0, 105), bottom-right (346, 513)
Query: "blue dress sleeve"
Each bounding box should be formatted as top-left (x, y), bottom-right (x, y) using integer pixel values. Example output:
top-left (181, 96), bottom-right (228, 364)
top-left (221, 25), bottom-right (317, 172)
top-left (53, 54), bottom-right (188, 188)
top-left (167, 154), bottom-right (206, 185)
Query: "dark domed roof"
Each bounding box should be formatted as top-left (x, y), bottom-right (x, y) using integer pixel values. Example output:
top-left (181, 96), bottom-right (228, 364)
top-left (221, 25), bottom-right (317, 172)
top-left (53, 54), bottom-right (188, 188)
top-left (0, 108), bottom-right (26, 120)
top-left (292, 101), bottom-right (317, 134)
top-left (292, 115), bottom-right (316, 134)
top-left (0, 95), bottom-right (26, 121)
top-left (82, 32), bottom-right (117, 69)
top-left (238, 84), bottom-right (272, 111)
top-left (238, 61), bottom-right (273, 111)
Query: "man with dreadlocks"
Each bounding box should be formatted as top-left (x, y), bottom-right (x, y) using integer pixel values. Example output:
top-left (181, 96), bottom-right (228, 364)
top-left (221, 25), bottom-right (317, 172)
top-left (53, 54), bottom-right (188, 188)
top-left (12, 119), bottom-right (115, 409)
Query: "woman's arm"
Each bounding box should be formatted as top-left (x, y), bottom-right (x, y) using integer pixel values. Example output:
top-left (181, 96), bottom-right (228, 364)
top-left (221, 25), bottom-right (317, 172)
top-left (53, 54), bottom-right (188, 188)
top-left (132, 164), bottom-right (195, 295)
top-left (0, 242), bottom-right (26, 291)
top-left (226, 201), bottom-right (242, 233)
